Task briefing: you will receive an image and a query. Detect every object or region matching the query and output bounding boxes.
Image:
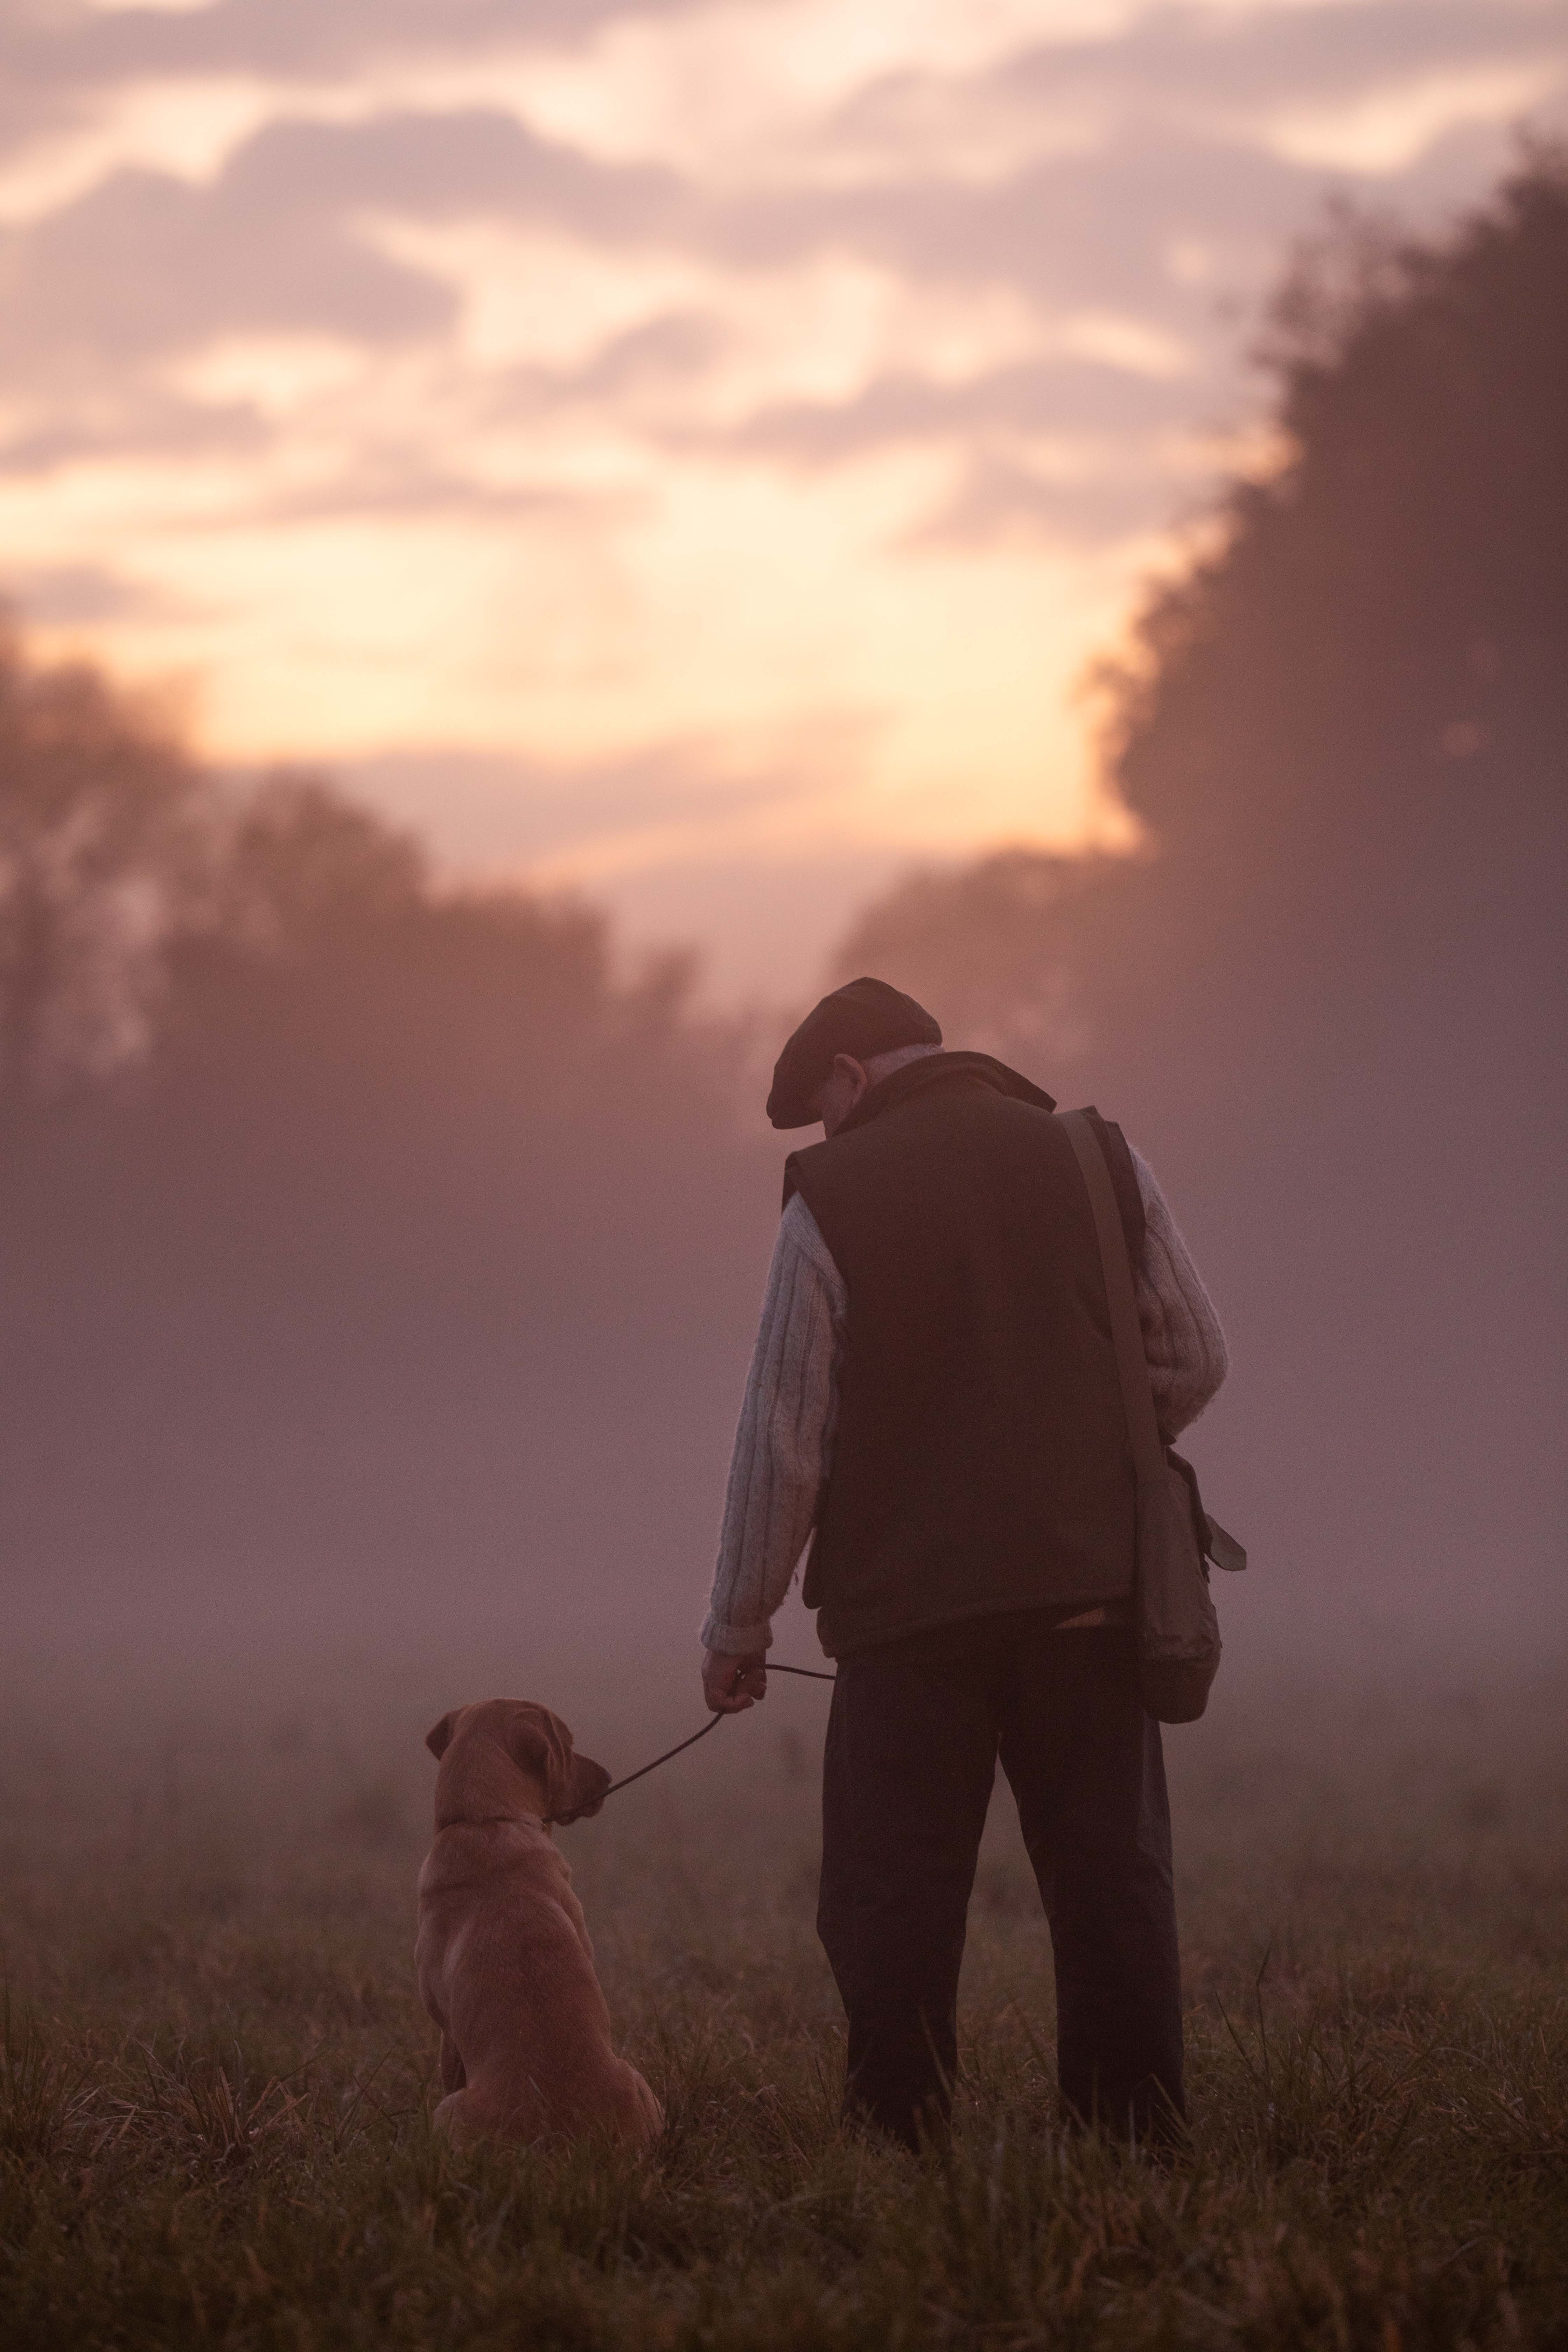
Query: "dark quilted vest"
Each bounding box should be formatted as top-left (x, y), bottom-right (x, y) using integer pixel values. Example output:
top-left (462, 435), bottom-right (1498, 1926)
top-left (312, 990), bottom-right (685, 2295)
top-left (784, 1054), bottom-right (1143, 1657)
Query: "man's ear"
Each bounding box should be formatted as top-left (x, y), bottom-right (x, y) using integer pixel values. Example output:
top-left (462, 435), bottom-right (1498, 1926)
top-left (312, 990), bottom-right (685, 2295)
top-left (554, 1752), bottom-right (612, 1826)
top-left (425, 1710), bottom-right (460, 1761)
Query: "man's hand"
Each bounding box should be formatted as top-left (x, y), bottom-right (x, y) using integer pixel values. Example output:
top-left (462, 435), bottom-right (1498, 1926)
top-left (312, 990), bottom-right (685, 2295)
top-left (702, 1646), bottom-right (767, 1713)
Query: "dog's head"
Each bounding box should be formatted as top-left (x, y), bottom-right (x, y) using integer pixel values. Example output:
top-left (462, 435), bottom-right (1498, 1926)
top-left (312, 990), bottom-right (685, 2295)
top-left (425, 1699), bottom-right (612, 1829)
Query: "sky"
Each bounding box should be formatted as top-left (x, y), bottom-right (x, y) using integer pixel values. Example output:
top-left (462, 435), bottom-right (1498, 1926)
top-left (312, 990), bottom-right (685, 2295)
top-left (2, 0), bottom-right (1564, 991)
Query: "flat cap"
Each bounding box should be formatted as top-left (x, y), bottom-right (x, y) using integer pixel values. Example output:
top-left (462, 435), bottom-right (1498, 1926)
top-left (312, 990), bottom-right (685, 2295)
top-left (766, 975), bottom-right (942, 1129)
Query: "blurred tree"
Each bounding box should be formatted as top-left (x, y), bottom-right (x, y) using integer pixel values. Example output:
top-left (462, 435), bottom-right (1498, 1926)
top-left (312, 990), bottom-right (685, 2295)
top-left (838, 147), bottom-right (1568, 1087)
top-left (0, 636), bottom-right (774, 1633)
top-left (209, 769), bottom-right (428, 952)
top-left (0, 616), bottom-right (197, 1108)
top-left (1097, 140), bottom-right (1568, 1036)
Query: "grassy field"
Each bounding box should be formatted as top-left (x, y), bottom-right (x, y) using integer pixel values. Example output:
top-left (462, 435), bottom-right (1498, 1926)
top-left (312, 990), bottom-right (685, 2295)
top-left (2, 1653), bottom-right (1566, 2350)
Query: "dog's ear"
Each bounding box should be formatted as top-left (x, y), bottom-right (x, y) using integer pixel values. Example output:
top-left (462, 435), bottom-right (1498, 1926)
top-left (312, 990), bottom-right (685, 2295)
top-left (554, 1751), bottom-right (612, 1826)
top-left (425, 1710), bottom-right (460, 1761)
top-left (505, 1706), bottom-right (566, 1794)
top-left (506, 1707), bottom-right (607, 1821)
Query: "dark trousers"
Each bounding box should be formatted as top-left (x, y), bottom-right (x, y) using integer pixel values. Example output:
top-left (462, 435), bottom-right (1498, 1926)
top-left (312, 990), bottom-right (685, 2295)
top-left (817, 1615), bottom-right (1184, 2150)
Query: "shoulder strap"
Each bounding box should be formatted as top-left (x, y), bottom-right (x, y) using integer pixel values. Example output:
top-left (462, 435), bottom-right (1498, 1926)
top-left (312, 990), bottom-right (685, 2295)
top-left (1082, 1108), bottom-right (1145, 1271)
top-left (1060, 1110), bottom-right (1164, 1485)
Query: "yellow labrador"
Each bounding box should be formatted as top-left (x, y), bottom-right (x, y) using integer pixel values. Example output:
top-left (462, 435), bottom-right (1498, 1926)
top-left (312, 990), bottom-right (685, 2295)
top-left (415, 1698), bottom-right (660, 2150)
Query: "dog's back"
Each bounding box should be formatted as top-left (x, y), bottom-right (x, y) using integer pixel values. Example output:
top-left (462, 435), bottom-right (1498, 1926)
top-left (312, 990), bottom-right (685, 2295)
top-left (415, 1700), bottom-right (660, 2150)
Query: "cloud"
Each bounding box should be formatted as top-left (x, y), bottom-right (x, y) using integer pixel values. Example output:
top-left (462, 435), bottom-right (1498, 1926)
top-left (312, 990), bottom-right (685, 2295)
top-left (0, 0), bottom-right (710, 161)
top-left (905, 451), bottom-right (1182, 552)
top-left (343, 735), bottom-right (828, 869)
top-left (215, 466), bottom-right (632, 531)
top-left (552, 309), bottom-right (729, 399)
top-left (720, 355), bottom-right (1188, 468)
top-left (0, 110), bottom-right (686, 380)
top-left (11, 0), bottom-right (1554, 144)
top-left (6, 12), bottom-right (1561, 400)
top-left (703, 343), bottom-right (1203, 547)
top-left (741, 3), bottom-right (1567, 321)
top-left (0, 385), bottom-right (267, 478)
top-left (832, 1), bottom-right (1567, 154)
top-left (216, 107), bottom-right (682, 239)
top-left (2, 561), bottom-right (176, 625)
top-left (982, 2), bottom-right (1561, 120)
top-left (2, 161), bottom-right (453, 368)
top-left (465, 309), bottom-right (730, 436)
top-left (711, 127), bottom-right (1404, 320)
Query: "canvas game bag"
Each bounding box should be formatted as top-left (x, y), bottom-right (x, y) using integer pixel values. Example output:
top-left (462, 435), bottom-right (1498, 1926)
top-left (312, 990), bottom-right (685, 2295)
top-left (1059, 1111), bottom-right (1244, 1723)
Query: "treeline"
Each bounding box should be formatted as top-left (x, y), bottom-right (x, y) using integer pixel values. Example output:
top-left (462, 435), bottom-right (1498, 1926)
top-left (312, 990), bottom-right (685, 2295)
top-left (844, 149), bottom-right (1568, 1082)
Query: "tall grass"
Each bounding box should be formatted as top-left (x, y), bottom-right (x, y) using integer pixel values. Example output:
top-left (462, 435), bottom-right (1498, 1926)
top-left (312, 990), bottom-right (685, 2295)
top-left (2, 1664), bottom-right (1565, 2347)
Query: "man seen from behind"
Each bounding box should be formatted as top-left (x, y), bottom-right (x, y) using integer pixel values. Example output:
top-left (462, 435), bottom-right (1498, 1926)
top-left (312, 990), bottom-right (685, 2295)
top-left (700, 978), bottom-right (1230, 2151)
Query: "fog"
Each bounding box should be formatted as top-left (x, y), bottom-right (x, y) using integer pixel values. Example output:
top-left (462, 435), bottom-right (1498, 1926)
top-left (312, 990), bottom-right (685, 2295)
top-left (2, 160), bottom-right (1564, 1759)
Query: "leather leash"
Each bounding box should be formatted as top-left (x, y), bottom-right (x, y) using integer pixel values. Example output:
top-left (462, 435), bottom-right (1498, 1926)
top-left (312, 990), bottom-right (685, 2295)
top-left (550, 1661), bottom-right (836, 1823)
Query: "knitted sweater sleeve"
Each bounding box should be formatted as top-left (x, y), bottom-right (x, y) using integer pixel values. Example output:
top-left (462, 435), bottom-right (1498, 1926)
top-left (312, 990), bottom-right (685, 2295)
top-left (701, 1193), bottom-right (847, 1655)
top-left (1130, 1147), bottom-right (1230, 1440)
